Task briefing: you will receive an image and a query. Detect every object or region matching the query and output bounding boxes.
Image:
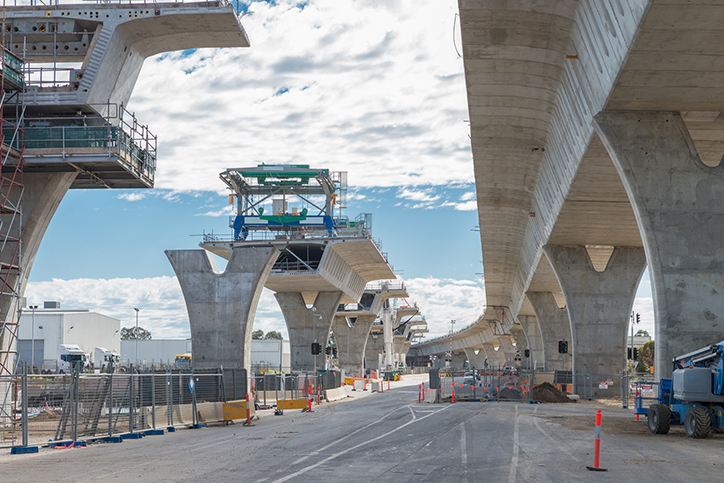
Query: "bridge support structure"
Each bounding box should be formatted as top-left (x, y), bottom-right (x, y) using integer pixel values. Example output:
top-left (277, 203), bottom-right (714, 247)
top-left (331, 314), bottom-right (376, 378)
top-left (595, 111), bottom-right (724, 379)
top-left (166, 247), bottom-right (278, 374)
top-left (275, 291), bottom-right (344, 373)
top-left (518, 315), bottom-right (544, 371)
top-left (543, 245), bottom-right (646, 389)
top-left (527, 292), bottom-right (572, 372)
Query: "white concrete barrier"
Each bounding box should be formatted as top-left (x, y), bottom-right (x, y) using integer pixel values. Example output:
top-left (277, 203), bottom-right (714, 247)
top-left (353, 379), bottom-right (366, 391)
top-left (324, 387), bottom-right (347, 402)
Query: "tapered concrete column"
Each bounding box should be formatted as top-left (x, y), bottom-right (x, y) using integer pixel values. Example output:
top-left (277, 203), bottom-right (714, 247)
top-left (482, 341), bottom-right (505, 367)
top-left (527, 292), bottom-right (572, 372)
top-left (595, 111), bottom-right (724, 379)
top-left (275, 291), bottom-right (344, 373)
top-left (331, 314), bottom-right (376, 377)
top-left (365, 332), bottom-right (384, 371)
top-left (464, 346), bottom-right (488, 370)
top-left (0, 172), bottom-right (77, 375)
top-left (451, 351), bottom-right (467, 370)
top-left (544, 246), bottom-right (646, 383)
top-left (497, 337), bottom-right (516, 366)
top-left (518, 316), bottom-right (544, 370)
top-left (166, 246), bottom-right (278, 372)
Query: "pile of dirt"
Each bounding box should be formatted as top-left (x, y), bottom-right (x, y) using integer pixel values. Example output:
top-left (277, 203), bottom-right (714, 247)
top-left (30, 409), bottom-right (62, 421)
top-left (497, 388), bottom-right (521, 400)
top-left (531, 382), bottom-right (574, 403)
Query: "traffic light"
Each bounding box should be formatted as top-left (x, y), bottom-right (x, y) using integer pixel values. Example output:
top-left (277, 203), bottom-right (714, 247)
top-left (627, 347), bottom-right (632, 359)
top-left (633, 347), bottom-right (639, 360)
top-left (636, 313), bottom-right (640, 324)
top-left (325, 346), bottom-right (331, 355)
top-left (333, 347), bottom-right (338, 357)
top-left (558, 340), bottom-right (568, 354)
top-left (524, 349), bottom-right (530, 358)
top-left (311, 342), bottom-right (321, 355)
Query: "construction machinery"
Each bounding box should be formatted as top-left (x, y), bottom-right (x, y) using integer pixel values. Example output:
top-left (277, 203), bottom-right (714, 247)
top-left (643, 341), bottom-right (724, 438)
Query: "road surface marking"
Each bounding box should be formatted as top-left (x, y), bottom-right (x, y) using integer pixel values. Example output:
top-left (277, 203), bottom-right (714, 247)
top-left (508, 405), bottom-right (519, 483)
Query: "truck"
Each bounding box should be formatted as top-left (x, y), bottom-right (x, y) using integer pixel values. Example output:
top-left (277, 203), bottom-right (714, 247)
top-left (643, 341), bottom-right (724, 438)
top-left (92, 347), bottom-right (120, 370)
top-left (56, 344), bottom-right (88, 374)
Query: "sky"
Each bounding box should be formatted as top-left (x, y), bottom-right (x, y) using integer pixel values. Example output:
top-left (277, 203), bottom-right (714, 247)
top-left (23, 0), bottom-right (655, 342)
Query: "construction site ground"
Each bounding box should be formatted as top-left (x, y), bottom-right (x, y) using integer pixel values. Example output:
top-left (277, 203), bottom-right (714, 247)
top-left (1, 374), bottom-right (723, 482)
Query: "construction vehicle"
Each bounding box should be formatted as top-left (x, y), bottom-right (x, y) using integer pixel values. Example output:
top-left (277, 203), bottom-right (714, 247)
top-left (643, 341), bottom-right (724, 438)
top-left (175, 354), bottom-right (192, 368)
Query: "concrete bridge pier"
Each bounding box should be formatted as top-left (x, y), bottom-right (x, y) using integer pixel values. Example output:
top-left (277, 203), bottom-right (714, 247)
top-left (543, 245), bottom-right (646, 389)
top-left (166, 247), bottom-right (279, 374)
top-left (595, 111), bottom-right (724, 379)
top-left (365, 332), bottom-right (384, 371)
top-left (275, 291), bottom-right (344, 373)
top-left (482, 341), bottom-right (506, 367)
top-left (464, 346), bottom-right (488, 370)
top-left (451, 351), bottom-right (467, 370)
top-left (518, 315), bottom-right (544, 370)
top-left (0, 172), bottom-right (78, 374)
top-left (527, 292), bottom-right (572, 372)
top-left (497, 337), bottom-right (516, 367)
top-left (331, 314), bottom-right (376, 377)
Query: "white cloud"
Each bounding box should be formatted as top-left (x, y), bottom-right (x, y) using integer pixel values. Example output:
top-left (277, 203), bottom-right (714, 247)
top-left (129, 0), bottom-right (472, 193)
top-left (460, 191), bottom-right (476, 201)
top-left (405, 276), bottom-right (486, 339)
top-left (397, 187), bottom-right (441, 203)
top-left (25, 278), bottom-right (287, 339)
top-left (117, 192), bottom-right (147, 202)
top-left (453, 200), bottom-right (477, 211)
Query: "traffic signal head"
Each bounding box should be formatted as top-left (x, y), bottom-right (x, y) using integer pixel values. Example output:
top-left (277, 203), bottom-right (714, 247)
top-left (311, 342), bottom-right (321, 355)
top-left (633, 347), bottom-right (639, 360)
top-left (636, 313), bottom-right (640, 324)
top-left (558, 340), bottom-right (568, 354)
top-left (333, 347), bottom-right (338, 357)
top-left (325, 346), bottom-right (331, 355)
top-left (524, 349), bottom-right (530, 358)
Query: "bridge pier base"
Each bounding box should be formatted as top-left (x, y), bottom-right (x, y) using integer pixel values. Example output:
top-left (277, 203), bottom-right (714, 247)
top-left (275, 291), bottom-right (344, 373)
top-left (166, 247), bottom-right (279, 374)
top-left (482, 341), bottom-right (506, 367)
top-left (331, 314), bottom-right (376, 378)
top-left (543, 245), bottom-right (646, 393)
top-left (527, 292), bottom-right (572, 372)
top-left (595, 110), bottom-right (724, 379)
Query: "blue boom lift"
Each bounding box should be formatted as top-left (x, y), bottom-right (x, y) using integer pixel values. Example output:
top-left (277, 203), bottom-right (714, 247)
top-left (645, 341), bottom-right (724, 438)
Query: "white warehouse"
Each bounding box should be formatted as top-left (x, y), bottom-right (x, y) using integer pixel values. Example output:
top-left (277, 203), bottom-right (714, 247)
top-left (16, 301), bottom-right (121, 371)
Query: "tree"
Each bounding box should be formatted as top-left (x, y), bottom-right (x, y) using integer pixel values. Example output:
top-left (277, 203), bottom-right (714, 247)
top-left (639, 340), bottom-right (655, 370)
top-left (264, 331), bottom-right (283, 340)
top-left (121, 326), bottom-right (152, 340)
top-left (252, 329), bottom-right (264, 340)
top-left (635, 329), bottom-right (650, 337)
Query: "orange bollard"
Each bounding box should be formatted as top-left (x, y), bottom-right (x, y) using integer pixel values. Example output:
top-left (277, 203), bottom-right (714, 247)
top-left (245, 393), bottom-right (252, 426)
top-left (587, 410), bottom-right (607, 471)
top-left (418, 385), bottom-right (421, 403)
top-left (452, 389), bottom-right (455, 403)
top-left (388, 381), bottom-right (390, 391)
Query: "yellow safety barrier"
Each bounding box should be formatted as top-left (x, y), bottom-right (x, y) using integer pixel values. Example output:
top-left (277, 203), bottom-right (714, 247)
top-left (344, 377), bottom-right (355, 385)
top-left (277, 399), bottom-right (308, 410)
top-left (223, 400), bottom-right (251, 421)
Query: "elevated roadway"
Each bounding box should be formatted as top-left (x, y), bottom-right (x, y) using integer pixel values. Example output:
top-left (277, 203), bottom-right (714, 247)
top-left (414, 0), bottom-right (724, 383)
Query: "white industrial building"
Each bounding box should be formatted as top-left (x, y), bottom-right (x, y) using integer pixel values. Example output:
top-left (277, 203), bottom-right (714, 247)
top-left (121, 338), bottom-right (291, 372)
top-left (16, 301), bottom-right (121, 371)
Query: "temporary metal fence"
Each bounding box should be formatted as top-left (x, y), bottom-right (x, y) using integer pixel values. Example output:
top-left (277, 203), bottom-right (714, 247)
top-left (1, 364), bottom-right (229, 450)
top-left (252, 370), bottom-right (342, 407)
top-left (430, 367), bottom-right (630, 406)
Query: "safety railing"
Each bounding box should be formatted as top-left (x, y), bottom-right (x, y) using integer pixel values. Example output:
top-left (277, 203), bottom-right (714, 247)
top-left (4, 0), bottom-right (233, 7)
top-left (0, 364), bottom-right (231, 450)
top-left (222, 219), bottom-right (371, 242)
top-left (252, 371), bottom-right (341, 409)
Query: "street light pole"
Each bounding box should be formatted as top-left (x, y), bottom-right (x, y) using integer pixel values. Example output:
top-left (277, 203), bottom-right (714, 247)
top-left (449, 319), bottom-right (456, 368)
top-left (30, 305), bottom-right (38, 371)
top-left (134, 308), bottom-right (139, 366)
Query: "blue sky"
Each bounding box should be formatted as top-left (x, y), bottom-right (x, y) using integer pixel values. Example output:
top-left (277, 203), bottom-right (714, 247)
top-left (24, 0), bottom-right (655, 341)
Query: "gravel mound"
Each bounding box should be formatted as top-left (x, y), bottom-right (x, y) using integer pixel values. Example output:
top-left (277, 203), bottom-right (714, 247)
top-left (497, 388), bottom-right (521, 400)
top-left (531, 382), bottom-right (574, 403)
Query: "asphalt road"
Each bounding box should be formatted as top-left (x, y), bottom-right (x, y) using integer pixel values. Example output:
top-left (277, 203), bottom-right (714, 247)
top-left (3, 378), bottom-right (724, 482)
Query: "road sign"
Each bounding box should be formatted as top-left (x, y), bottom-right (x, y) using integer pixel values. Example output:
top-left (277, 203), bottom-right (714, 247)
top-left (189, 377), bottom-right (195, 393)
